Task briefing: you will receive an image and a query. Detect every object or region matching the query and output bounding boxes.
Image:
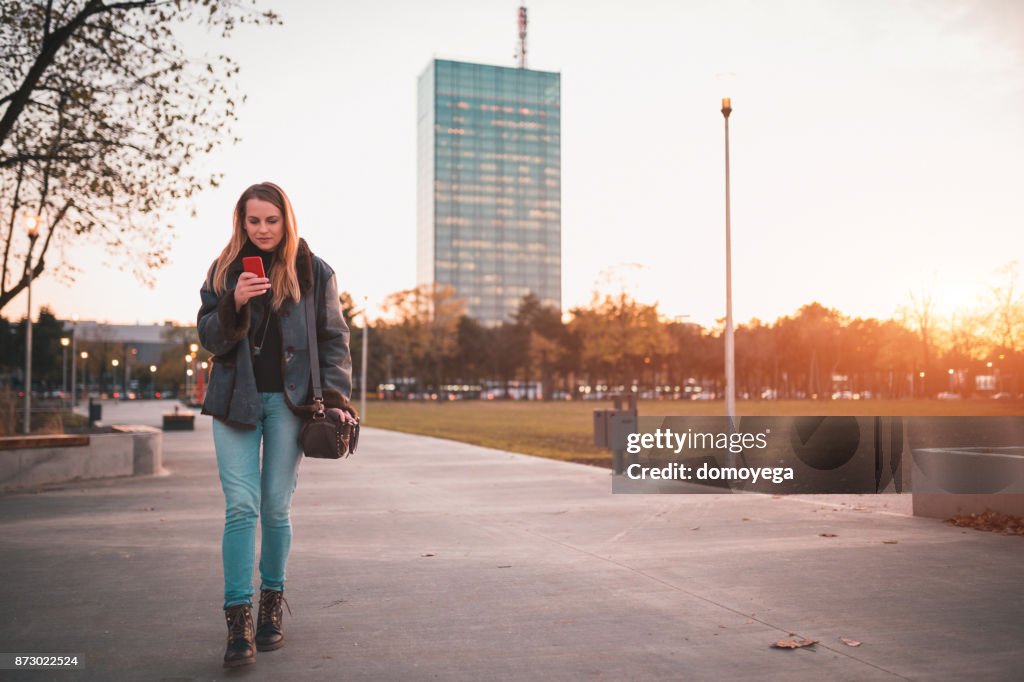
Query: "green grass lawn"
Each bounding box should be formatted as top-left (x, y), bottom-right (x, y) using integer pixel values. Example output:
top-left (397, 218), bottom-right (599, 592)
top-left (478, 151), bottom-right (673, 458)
top-left (361, 399), bottom-right (1024, 466)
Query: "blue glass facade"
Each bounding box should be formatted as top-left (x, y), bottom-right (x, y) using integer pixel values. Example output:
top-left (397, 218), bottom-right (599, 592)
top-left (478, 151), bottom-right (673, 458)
top-left (417, 59), bottom-right (561, 326)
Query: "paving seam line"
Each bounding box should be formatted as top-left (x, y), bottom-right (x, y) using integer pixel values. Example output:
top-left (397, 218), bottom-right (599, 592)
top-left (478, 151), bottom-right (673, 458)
top-left (507, 522), bottom-right (913, 680)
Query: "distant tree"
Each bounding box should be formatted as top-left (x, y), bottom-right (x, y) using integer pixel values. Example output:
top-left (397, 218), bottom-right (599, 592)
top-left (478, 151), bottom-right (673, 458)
top-left (899, 288), bottom-right (938, 393)
top-left (0, 315), bottom-right (15, 374)
top-left (568, 292), bottom-right (669, 389)
top-left (452, 314), bottom-right (489, 384)
top-left (735, 319), bottom-right (775, 399)
top-left (0, 0), bottom-right (279, 312)
top-left (340, 291), bottom-right (386, 401)
top-left (986, 261), bottom-right (1023, 352)
top-left (490, 322), bottom-right (525, 397)
top-left (376, 283), bottom-right (464, 391)
top-left (5, 305), bottom-right (65, 387)
top-left (513, 293), bottom-right (566, 399)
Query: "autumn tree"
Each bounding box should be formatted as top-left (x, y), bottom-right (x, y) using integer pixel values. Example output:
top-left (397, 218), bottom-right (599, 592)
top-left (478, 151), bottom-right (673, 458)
top-left (513, 293), bottom-right (567, 400)
top-left (375, 283), bottom-right (465, 392)
top-left (0, 0), bottom-right (279, 312)
top-left (986, 261), bottom-right (1023, 353)
top-left (568, 292), bottom-right (670, 389)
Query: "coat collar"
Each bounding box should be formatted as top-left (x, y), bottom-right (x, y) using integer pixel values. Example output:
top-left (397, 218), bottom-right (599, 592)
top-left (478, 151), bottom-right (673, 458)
top-left (229, 237), bottom-right (315, 294)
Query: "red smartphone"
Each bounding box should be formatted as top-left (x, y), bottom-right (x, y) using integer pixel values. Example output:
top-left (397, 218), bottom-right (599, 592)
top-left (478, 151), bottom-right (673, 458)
top-left (242, 256), bottom-right (266, 279)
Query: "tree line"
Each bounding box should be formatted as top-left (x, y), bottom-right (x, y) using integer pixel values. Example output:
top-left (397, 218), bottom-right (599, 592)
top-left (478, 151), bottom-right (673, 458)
top-left (1, 274), bottom-right (1019, 402)
top-left (347, 274), bottom-right (1022, 401)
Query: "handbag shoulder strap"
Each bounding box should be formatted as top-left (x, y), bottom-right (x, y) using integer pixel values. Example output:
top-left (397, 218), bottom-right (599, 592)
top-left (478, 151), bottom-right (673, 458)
top-left (304, 291), bottom-right (324, 411)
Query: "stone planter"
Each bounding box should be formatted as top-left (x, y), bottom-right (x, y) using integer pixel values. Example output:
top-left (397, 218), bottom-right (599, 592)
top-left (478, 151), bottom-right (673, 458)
top-left (0, 425), bottom-right (163, 493)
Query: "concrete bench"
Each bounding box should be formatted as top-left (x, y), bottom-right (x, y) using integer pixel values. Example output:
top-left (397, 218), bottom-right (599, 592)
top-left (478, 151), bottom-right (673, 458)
top-left (0, 426), bottom-right (163, 492)
top-left (162, 412), bottom-right (195, 431)
top-left (0, 434), bottom-right (90, 450)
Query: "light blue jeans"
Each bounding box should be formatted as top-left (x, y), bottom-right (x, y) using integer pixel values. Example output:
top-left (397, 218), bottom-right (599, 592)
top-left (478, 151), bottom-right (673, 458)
top-left (213, 392), bottom-right (303, 609)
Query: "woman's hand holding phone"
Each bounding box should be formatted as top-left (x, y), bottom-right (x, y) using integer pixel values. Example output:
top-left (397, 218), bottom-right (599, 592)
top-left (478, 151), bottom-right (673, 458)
top-left (234, 271), bottom-right (271, 312)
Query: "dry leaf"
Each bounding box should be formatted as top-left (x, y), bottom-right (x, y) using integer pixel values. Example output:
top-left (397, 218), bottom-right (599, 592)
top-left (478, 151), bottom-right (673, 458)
top-left (840, 638), bottom-right (861, 647)
top-left (882, 540), bottom-right (898, 544)
top-left (772, 638), bottom-right (818, 649)
top-left (946, 510), bottom-right (1024, 536)
top-left (421, 553), bottom-right (435, 557)
top-left (819, 532), bottom-right (838, 537)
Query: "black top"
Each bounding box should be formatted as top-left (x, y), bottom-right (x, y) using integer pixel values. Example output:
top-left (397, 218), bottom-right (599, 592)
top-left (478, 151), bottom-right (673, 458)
top-left (239, 239), bottom-right (284, 393)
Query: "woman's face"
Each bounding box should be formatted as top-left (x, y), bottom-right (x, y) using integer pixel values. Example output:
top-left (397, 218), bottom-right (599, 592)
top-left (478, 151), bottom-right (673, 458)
top-left (243, 198), bottom-right (284, 252)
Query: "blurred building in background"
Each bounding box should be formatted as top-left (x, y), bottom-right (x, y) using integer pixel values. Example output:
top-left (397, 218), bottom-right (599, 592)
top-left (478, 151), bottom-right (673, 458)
top-left (417, 58), bottom-right (561, 326)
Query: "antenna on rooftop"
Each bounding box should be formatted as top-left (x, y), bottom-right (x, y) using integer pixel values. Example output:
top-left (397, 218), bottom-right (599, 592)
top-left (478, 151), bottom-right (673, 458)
top-left (515, 4), bottom-right (528, 68)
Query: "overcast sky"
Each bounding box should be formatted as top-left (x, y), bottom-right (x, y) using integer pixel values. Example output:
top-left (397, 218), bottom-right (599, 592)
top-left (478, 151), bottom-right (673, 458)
top-left (14, 0), bottom-right (1024, 328)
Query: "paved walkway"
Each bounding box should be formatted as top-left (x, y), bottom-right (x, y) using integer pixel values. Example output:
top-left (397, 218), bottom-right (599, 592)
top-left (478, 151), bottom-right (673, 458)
top-left (1, 401), bottom-right (1021, 681)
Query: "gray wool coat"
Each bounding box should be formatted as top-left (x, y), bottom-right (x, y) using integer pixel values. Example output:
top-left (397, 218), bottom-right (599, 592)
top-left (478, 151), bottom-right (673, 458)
top-left (197, 238), bottom-right (353, 430)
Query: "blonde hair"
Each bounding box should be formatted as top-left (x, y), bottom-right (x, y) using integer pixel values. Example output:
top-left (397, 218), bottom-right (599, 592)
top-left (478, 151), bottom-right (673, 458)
top-left (211, 182), bottom-right (301, 311)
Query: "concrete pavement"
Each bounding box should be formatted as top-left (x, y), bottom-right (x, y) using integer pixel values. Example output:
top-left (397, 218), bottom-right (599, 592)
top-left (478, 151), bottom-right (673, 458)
top-left (1, 401), bottom-right (1021, 681)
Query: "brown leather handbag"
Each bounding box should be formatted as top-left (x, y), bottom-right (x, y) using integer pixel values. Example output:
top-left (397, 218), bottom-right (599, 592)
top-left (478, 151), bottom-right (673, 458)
top-left (298, 292), bottom-right (359, 459)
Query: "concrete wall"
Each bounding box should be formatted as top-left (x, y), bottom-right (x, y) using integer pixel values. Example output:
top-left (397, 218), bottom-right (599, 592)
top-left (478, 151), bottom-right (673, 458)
top-left (0, 427), bottom-right (162, 492)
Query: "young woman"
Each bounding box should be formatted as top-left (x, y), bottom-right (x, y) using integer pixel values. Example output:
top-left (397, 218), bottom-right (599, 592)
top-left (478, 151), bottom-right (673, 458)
top-left (197, 182), bottom-right (356, 667)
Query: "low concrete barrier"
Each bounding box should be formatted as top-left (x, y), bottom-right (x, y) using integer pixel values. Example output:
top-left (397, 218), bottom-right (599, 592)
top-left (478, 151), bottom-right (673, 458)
top-left (912, 446), bottom-right (1024, 518)
top-left (0, 425), bottom-right (163, 493)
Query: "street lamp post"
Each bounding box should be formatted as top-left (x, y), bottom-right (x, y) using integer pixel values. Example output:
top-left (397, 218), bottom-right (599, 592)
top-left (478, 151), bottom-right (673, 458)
top-left (184, 354), bottom-right (193, 403)
top-left (23, 216), bottom-right (40, 434)
top-left (70, 314), bottom-right (78, 407)
top-left (721, 98), bottom-right (736, 430)
top-left (80, 351), bottom-right (89, 401)
top-left (150, 365), bottom-right (157, 399)
top-left (111, 358), bottom-right (120, 400)
top-left (127, 347), bottom-right (137, 399)
top-left (199, 361), bottom-right (208, 404)
top-left (360, 296), bottom-right (369, 421)
top-left (189, 344), bottom-right (198, 404)
top-left (60, 337), bottom-right (70, 409)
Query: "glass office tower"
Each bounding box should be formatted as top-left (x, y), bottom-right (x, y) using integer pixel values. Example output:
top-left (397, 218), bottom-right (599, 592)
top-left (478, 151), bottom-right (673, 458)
top-left (417, 59), bottom-right (561, 326)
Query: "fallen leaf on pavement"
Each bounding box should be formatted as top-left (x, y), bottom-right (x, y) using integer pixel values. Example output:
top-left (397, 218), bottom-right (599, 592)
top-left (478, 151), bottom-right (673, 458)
top-left (772, 639), bottom-right (818, 649)
top-left (422, 553), bottom-right (436, 557)
top-left (882, 540), bottom-right (898, 544)
top-left (946, 510), bottom-right (1024, 536)
top-left (840, 638), bottom-right (862, 647)
top-left (819, 532), bottom-right (838, 537)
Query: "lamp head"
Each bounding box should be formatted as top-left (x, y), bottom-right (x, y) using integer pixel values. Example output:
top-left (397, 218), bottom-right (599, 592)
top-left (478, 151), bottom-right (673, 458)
top-left (25, 215), bottom-right (41, 239)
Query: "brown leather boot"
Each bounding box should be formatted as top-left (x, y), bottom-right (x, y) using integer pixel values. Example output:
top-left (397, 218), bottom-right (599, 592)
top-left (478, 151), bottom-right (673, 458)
top-left (255, 589), bottom-right (290, 652)
top-left (223, 604), bottom-right (256, 667)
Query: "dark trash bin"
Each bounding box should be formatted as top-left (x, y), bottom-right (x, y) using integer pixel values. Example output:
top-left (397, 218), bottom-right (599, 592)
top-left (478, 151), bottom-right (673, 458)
top-left (88, 399), bottom-right (102, 425)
